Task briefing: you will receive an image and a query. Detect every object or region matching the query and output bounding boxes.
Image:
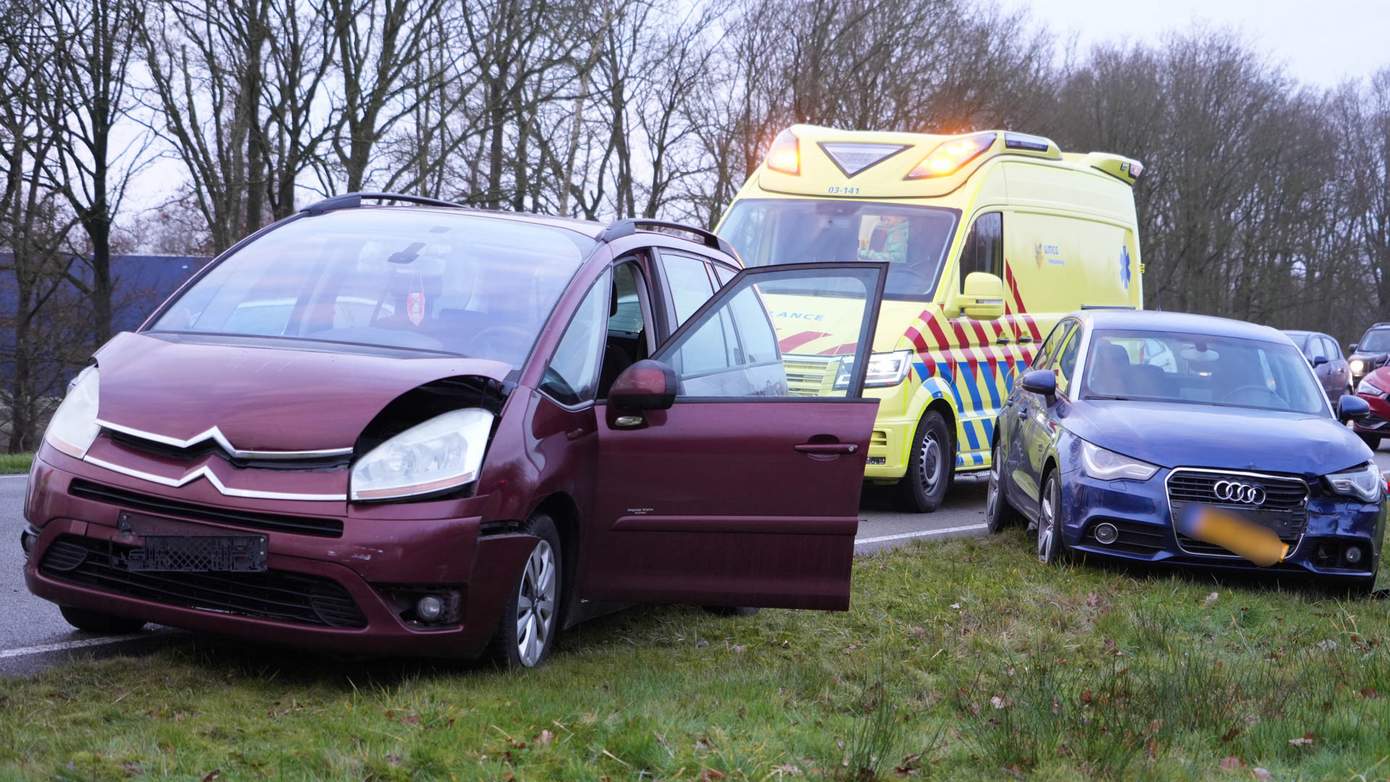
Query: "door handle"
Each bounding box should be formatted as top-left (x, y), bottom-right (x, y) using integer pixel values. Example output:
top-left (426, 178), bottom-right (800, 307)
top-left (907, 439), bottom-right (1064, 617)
top-left (794, 442), bottom-right (859, 455)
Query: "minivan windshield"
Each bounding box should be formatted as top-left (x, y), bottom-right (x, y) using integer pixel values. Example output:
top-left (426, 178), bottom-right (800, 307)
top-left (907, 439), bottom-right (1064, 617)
top-left (1083, 330), bottom-right (1328, 415)
top-left (718, 199), bottom-right (957, 300)
top-left (149, 209), bottom-right (594, 366)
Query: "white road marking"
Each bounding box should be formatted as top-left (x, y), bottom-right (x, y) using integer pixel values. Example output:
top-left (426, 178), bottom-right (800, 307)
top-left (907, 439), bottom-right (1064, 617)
top-left (855, 523), bottom-right (988, 546)
top-left (0, 632), bottom-right (164, 660)
top-left (0, 474), bottom-right (28, 480)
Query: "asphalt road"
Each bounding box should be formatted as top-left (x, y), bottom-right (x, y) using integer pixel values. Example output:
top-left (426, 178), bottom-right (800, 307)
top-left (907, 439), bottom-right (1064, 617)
top-left (0, 470), bottom-right (991, 675)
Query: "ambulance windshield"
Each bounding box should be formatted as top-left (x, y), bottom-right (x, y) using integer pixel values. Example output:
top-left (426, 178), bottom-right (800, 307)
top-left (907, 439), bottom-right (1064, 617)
top-left (718, 198), bottom-right (958, 300)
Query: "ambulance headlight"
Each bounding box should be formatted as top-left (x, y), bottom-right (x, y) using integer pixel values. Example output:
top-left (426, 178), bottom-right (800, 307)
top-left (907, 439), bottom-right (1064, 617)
top-left (863, 350), bottom-right (913, 388)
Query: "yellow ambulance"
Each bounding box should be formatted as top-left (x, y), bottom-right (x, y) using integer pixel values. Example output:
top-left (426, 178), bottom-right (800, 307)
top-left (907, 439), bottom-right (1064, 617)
top-left (716, 125), bottom-right (1144, 512)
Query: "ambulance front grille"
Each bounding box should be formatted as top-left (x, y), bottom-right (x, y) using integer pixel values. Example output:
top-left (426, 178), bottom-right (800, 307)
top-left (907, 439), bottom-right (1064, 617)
top-left (781, 355), bottom-right (840, 397)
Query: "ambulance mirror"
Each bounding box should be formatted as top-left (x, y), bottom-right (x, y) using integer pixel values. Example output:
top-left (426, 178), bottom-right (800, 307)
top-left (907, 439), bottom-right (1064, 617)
top-left (960, 272), bottom-right (1005, 320)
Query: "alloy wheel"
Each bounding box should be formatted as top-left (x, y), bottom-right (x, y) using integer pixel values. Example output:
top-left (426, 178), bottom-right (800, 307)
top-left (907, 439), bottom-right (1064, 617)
top-left (986, 455), bottom-right (1000, 519)
top-left (1037, 484), bottom-right (1056, 563)
top-left (516, 540), bottom-right (558, 667)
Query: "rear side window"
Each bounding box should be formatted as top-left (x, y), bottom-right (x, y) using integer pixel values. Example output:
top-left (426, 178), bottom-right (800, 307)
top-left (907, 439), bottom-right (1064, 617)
top-left (1321, 336), bottom-right (1341, 360)
top-left (959, 212), bottom-right (1003, 289)
top-left (1307, 337), bottom-right (1328, 361)
top-left (659, 252), bottom-right (716, 326)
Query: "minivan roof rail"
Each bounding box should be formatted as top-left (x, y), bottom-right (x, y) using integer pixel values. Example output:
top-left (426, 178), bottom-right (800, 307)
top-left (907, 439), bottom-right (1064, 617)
top-left (301, 192), bottom-right (467, 216)
top-left (600, 218), bottom-right (736, 257)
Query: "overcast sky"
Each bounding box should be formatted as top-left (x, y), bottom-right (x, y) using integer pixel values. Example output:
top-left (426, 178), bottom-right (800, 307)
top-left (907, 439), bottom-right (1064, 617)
top-left (1006, 0), bottom-right (1390, 86)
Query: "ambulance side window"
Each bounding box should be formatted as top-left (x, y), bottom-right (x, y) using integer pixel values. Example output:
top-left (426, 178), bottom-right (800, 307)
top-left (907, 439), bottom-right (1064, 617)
top-left (960, 212), bottom-right (1003, 291)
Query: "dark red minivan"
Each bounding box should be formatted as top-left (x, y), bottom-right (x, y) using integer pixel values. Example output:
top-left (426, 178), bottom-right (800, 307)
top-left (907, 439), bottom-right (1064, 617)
top-left (22, 193), bottom-right (886, 667)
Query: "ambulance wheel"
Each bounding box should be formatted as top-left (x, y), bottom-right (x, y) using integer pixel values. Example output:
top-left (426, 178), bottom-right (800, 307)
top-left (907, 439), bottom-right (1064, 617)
top-left (896, 411), bottom-right (954, 513)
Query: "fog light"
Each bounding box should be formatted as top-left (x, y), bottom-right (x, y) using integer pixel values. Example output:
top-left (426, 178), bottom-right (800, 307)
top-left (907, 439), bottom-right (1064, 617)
top-left (416, 595), bottom-right (446, 622)
top-left (19, 527), bottom-right (37, 556)
top-left (1345, 545), bottom-right (1364, 565)
top-left (1093, 522), bottom-right (1119, 545)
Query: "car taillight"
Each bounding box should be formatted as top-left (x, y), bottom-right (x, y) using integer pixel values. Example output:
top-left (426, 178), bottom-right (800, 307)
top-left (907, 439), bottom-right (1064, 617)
top-left (766, 129), bottom-right (800, 175)
top-left (905, 132), bottom-right (996, 179)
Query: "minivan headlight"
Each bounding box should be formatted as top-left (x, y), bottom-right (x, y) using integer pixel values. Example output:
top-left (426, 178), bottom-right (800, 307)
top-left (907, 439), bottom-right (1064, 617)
top-left (350, 408), bottom-right (494, 501)
top-left (1079, 440), bottom-right (1158, 481)
top-left (1326, 462), bottom-right (1382, 503)
top-left (44, 366), bottom-right (101, 459)
top-left (864, 350), bottom-right (913, 388)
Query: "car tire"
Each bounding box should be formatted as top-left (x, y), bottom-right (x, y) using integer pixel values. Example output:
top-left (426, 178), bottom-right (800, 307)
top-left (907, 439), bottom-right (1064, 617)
top-left (1360, 433), bottom-right (1382, 451)
top-left (703, 606), bottom-right (760, 617)
top-left (59, 605), bottom-right (146, 634)
top-left (1036, 472), bottom-right (1068, 565)
top-left (489, 514), bottom-right (563, 669)
top-left (985, 441), bottom-right (1021, 533)
top-left (896, 410), bottom-right (954, 513)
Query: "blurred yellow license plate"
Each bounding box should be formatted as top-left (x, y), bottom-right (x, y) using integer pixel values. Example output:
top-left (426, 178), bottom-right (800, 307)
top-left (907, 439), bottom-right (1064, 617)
top-left (1177, 505), bottom-right (1289, 566)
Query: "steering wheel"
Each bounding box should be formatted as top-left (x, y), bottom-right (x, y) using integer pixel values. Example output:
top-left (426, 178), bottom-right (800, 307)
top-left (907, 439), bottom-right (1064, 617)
top-left (1223, 384), bottom-right (1282, 406)
top-left (468, 326), bottom-right (531, 360)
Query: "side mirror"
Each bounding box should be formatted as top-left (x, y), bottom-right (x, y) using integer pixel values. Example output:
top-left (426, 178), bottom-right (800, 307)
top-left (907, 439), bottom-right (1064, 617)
top-left (1311, 355), bottom-right (1329, 368)
top-left (1339, 394), bottom-right (1370, 423)
top-left (959, 272), bottom-right (1005, 320)
top-left (609, 359), bottom-right (677, 413)
top-left (1020, 369), bottom-right (1056, 399)
top-left (1348, 343), bottom-right (1358, 353)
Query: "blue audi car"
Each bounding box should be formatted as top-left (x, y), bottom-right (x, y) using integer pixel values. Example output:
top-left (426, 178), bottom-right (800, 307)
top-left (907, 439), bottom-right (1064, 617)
top-left (987, 310), bottom-right (1385, 590)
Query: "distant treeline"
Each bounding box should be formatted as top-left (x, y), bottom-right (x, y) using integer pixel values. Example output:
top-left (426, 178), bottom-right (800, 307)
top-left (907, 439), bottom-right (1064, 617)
top-left (2, 0), bottom-right (1388, 452)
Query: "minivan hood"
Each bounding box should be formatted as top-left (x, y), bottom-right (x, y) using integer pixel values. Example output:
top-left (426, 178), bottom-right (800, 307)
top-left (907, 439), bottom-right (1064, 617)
top-left (1064, 399), bottom-right (1370, 475)
top-left (93, 332), bottom-right (512, 452)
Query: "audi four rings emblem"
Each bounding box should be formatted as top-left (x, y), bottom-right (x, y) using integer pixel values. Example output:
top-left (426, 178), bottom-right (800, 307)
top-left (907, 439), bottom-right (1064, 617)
top-left (1213, 480), bottom-right (1265, 505)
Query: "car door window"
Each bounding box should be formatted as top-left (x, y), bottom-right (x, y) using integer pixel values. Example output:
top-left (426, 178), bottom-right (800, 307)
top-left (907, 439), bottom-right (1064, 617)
top-left (1031, 321), bottom-right (1073, 372)
top-left (657, 264), bottom-right (883, 398)
top-left (1055, 326), bottom-right (1082, 397)
top-left (658, 251), bottom-right (716, 327)
top-left (960, 212), bottom-right (1003, 290)
top-left (1307, 337), bottom-right (1328, 362)
top-left (598, 262), bottom-right (654, 397)
top-left (540, 268), bottom-right (611, 406)
top-left (1321, 336), bottom-right (1341, 361)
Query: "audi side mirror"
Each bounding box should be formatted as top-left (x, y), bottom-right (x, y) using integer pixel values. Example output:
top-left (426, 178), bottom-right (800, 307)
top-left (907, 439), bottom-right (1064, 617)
top-left (1020, 369), bottom-right (1056, 400)
top-left (1339, 394), bottom-right (1370, 423)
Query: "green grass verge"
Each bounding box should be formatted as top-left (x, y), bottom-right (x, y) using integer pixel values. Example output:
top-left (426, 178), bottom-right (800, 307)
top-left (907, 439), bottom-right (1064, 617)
top-left (4, 534), bottom-right (1390, 780)
top-left (0, 452), bottom-right (32, 475)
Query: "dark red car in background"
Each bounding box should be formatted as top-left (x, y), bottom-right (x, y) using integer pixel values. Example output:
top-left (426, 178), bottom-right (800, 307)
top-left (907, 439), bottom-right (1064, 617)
top-left (1355, 363), bottom-right (1390, 450)
top-left (21, 193), bottom-right (887, 668)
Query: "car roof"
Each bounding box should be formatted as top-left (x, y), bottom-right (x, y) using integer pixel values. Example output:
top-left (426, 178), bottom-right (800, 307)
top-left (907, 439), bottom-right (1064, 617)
top-left (1080, 310), bottom-right (1290, 343)
top-left (375, 204), bottom-right (607, 239)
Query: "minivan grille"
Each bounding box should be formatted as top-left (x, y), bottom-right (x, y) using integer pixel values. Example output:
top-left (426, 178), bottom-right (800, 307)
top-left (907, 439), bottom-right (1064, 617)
top-left (40, 535), bottom-right (366, 628)
top-left (69, 479), bottom-right (343, 538)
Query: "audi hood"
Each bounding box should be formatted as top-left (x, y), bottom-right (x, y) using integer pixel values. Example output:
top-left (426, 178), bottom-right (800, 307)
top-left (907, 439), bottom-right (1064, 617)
top-left (1065, 399), bottom-right (1371, 476)
top-left (92, 331), bottom-right (513, 453)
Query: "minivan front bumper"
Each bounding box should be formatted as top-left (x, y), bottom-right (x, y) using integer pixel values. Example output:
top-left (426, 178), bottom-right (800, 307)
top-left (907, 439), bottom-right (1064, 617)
top-left (23, 449), bottom-right (534, 658)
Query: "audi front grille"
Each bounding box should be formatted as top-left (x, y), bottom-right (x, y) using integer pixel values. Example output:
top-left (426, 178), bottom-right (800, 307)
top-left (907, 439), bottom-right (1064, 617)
top-left (1164, 468), bottom-right (1309, 558)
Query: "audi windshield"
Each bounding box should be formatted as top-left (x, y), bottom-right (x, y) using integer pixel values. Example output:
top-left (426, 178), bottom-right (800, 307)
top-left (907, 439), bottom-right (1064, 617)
top-left (1082, 330), bottom-right (1327, 415)
top-left (149, 209), bottom-right (594, 366)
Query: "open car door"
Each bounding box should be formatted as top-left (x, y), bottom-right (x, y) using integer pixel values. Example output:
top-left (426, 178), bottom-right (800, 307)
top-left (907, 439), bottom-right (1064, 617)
top-left (579, 262), bottom-right (887, 610)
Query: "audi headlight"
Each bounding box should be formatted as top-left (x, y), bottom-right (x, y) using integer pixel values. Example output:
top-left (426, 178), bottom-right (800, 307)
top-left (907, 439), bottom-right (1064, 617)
top-left (44, 366), bottom-right (101, 459)
top-left (1326, 462), bottom-right (1382, 503)
top-left (1357, 376), bottom-right (1384, 396)
top-left (1351, 359), bottom-right (1367, 376)
top-left (864, 350), bottom-right (913, 388)
top-left (350, 408), bottom-right (493, 501)
top-left (1079, 440), bottom-right (1158, 481)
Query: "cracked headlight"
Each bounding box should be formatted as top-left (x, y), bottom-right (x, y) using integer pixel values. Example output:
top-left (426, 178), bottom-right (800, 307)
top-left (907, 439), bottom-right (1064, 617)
top-left (350, 408), bottom-right (494, 501)
top-left (1326, 462), bottom-right (1382, 503)
top-left (1079, 440), bottom-right (1158, 481)
top-left (44, 366), bottom-right (100, 459)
